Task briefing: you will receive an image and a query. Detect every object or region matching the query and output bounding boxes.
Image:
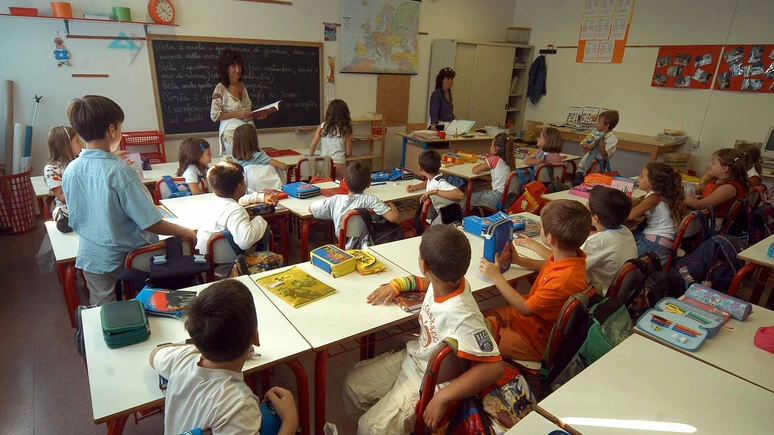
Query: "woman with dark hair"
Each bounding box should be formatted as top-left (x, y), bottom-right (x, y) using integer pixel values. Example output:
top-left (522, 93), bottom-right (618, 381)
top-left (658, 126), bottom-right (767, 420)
top-left (428, 67), bottom-right (456, 131)
top-left (210, 49), bottom-right (268, 155)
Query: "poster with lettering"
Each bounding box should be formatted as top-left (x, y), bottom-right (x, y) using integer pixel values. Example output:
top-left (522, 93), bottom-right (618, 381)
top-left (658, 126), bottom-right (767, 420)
top-left (651, 45), bottom-right (722, 89)
top-left (714, 44), bottom-right (774, 93)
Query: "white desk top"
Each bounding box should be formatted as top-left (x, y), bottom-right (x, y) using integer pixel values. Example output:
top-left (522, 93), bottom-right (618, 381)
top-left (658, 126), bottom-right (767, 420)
top-left (396, 131), bottom-right (495, 143)
top-left (638, 304), bottom-right (774, 393)
top-left (539, 334), bottom-right (774, 435)
top-left (504, 411), bottom-right (564, 434)
top-left (252, 254), bottom-right (416, 350)
top-left (278, 180), bottom-right (425, 219)
top-left (160, 193), bottom-right (288, 230)
top-left (441, 154), bottom-right (582, 181)
top-left (542, 188), bottom-right (646, 205)
top-left (369, 213), bottom-right (543, 292)
top-left (45, 220), bottom-right (79, 263)
top-left (84, 275), bottom-right (311, 423)
top-left (737, 234), bottom-right (774, 268)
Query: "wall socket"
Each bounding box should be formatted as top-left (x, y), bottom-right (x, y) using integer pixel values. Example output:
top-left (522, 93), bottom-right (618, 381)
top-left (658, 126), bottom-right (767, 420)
top-left (691, 140), bottom-right (701, 149)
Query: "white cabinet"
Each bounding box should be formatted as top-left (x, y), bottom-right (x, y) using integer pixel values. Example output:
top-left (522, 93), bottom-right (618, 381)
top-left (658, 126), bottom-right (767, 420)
top-left (428, 40), bottom-right (516, 129)
top-left (505, 44), bottom-right (534, 134)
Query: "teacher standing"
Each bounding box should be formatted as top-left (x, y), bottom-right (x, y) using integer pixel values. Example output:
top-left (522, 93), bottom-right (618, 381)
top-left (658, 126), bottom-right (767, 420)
top-left (428, 67), bottom-right (456, 131)
top-left (210, 49), bottom-right (267, 156)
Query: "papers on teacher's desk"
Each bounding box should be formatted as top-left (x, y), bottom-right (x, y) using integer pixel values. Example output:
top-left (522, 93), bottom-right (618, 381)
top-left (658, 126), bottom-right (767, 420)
top-left (445, 119), bottom-right (475, 135)
top-left (252, 100), bottom-right (281, 117)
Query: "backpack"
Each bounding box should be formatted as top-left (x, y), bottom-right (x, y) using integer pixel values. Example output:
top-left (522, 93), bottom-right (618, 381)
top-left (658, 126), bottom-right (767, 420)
top-left (220, 230), bottom-right (285, 277)
top-left (747, 199), bottom-right (774, 245)
top-left (541, 165), bottom-right (570, 194)
top-left (674, 234), bottom-right (745, 292)
top-left (118, 236), bottom-right (210, 293)
top-left (506, 181), bottom-right (547, 214)
top-left (608, 252), bottom-right (686, 322)
top-left (550, 295), bottom-right (633, 391)
top-left (354, 207), bottom-right (404, 249)
top-left (721, 199), bottom-right (750, 246)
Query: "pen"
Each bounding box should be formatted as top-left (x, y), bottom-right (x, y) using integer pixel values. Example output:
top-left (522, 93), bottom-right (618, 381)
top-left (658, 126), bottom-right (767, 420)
top-left (371, 182), bottom-right (386, 186)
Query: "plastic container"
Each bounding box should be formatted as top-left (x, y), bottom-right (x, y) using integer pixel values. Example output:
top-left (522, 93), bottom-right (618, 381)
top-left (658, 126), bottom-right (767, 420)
top-left (51, 2), bottom-right (73, 18)
top-left (0, 170), bottom-right (37, 235)
top-left (506, 27), bottom-right (531, 44)
top-left (8, 7), bottom-right (39, 16)
top-left (119, 130), bottom-right (166, 164)
top-left (112, 6), bottom-right (131, 21)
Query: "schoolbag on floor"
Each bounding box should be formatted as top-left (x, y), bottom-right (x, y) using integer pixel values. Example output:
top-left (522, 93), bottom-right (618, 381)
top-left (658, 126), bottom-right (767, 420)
top-left (674, 234), bottom-right (745, 292)
top-left (353, 207), bottom-right (404, 249)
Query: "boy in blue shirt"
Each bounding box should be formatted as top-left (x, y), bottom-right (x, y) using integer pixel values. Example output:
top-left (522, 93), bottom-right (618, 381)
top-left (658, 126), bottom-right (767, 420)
top-left (63, 95), bottom-right (196, 305)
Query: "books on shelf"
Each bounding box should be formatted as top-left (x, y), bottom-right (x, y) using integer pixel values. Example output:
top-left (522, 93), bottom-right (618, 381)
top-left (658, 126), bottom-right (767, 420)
top-left (255, 266), bottom-right (337, 308)
top-left (566, 106), bottom-right (583, 125)
top-left (252, 100), bottom-right (281, 117)
top-left (311, 244), bottom-right (357, 277)
top-left (580, 106), bottom-right (599, 125)
top-left (134, 286), bottom-right (197, 319)
top-left (394, 291), bottom-right (426, 313)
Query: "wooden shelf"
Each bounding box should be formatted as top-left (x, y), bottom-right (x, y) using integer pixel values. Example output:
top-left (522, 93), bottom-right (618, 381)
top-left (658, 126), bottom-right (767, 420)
top-left (351, 117), bottom-right (385, 170)
top-left (0, 13), bottom-right (178, 36)
top-left (346, 154), bottom-right (381, 162)
top-left (351, 135), bottom-right (381, 141)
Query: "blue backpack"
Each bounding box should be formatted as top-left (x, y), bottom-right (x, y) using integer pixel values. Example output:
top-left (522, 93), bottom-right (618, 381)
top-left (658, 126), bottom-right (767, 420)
top-left (674, 234), bottom-right (745, 292)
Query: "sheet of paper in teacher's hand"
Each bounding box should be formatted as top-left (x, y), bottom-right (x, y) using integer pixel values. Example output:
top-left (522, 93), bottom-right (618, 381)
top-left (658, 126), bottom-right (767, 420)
top-left (252, 100), bottom-right (281, 116)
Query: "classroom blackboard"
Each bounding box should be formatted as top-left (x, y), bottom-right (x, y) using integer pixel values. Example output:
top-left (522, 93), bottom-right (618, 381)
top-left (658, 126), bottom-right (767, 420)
top-left (147, 35), bottom-right (323, 136)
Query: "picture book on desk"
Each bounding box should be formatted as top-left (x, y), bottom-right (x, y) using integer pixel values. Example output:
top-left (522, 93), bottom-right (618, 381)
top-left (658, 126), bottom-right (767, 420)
top-left (347, 249), bottom-right (387, 275)
top-left (394, 291), bottom-right (426, 313)
top-left (255, 266), bottom-right (337, 308)
top-left (134, 286), bottom-right (197, 319)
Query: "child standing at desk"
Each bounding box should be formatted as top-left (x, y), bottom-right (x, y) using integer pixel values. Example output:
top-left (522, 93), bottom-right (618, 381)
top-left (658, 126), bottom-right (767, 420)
top-left (406, 150), bottom-right (465, 225)
top-left (523, 126), bottom-right (563, 167)
top-left (232, 123), bottom-right (288, 171)
top-left (44, 125), bottom-right (82, 232)
top-left (573, 110), bottom-right (619, 186)
top-left (176, 138), bottom-right (212, 195)
top-left (480, 200), bottom-right (590, 360)
top-left (150, 279), bottom-right (299, 435)
top-left (309, 161), bottom-right (398, 249)
top-left (470, 133), bottom-right (516, 210)
top-left (348, 225), bottom-right (503, 433)
top-left (309, 99), bottom-right (352, 180)
top-left (63, 95), bottom-right (196, 305)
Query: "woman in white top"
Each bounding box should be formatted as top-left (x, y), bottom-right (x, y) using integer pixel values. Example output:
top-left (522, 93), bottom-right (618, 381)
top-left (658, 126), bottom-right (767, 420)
top-left (210, 49), bottom-right (268, 156)
top-left (470, 133), bottom-right (516, 210)
top-left (629, 162), bottom-right (688, 261)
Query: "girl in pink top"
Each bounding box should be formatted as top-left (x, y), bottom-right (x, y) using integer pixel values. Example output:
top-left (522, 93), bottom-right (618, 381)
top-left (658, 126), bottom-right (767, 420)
top-left (471, 133), bottom-right (516, 210)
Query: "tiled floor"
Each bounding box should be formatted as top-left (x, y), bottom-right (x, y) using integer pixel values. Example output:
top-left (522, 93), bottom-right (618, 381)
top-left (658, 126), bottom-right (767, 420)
top-left (0, 220), bottom-right (387, 435)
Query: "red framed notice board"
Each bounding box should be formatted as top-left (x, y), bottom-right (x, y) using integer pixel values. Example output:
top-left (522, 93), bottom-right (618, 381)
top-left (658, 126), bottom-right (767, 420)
top-left (651, 45), bottom-right (722, 89)
top-left (714, 44), bottom-right (774, 93)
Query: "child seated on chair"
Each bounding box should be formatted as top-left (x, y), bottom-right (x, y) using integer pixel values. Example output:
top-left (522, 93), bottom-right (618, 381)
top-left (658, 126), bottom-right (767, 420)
top-left (176, 138), bottom-right (213, 195)
top-left (573, 110), bottom-right (619, 186)
top-left (480, 199), bottom-right (591, 361)
top-left (150, 279), bottom-right (299, 435)
top-left (523, 126), bottom-right (564, 167)
top-left (470, 133), bottom-right (516, 210)
top-left (63, 95), bottom-right (196, 306)
top-left (195, 161), bottom-right (278, 255)
top-left (232, 123), bottom-right (288, 171)
top-left (345, 225), bottom-right (504, 434)
top-left (406, 150), bottom-right (465, 225)
top-left (309, 161), bottom-right (398, 248)
top-left (516, 187), bottom-right (637, 293)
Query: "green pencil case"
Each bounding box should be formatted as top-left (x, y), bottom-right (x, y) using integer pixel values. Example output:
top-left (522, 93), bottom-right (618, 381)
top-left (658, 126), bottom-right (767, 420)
top-left (101, 300), bottom-right (151, 349)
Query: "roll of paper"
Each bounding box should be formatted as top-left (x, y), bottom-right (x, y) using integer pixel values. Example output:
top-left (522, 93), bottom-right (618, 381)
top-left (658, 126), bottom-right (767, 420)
top-left (1, 80), bottom-right (12, 171)
top-left (13, 122), bottom-right (26, 174)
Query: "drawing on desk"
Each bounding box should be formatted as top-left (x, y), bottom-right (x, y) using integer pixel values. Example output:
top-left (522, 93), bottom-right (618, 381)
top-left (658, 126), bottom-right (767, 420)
top-left (255, 266), bottom-right (337, 308)
top-left (134, 286), bottom-right (197, 319)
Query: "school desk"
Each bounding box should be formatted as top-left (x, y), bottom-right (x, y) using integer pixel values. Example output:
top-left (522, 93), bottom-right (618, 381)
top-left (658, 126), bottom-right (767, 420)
top-left (368, 213), bottom-right (544, 293)
top-left (737, 234), bottom-right (774, 269)
top-left (537, 334), bottom-right (774, 435)
top-left (396, 131), bottom-right (496, 173)
top-left (249, 254), bottom-right (417, 435)
top-left (635, 303), bottom-right (774, 394)
top-left (82, 275), bottom-right (312, 435)
top-left (504, 411), bottom-right (569, 434)
top-left (536, 124), bottom-right (686, 162)
top-left (278, 180), bottom-right (425, 261)
top-left (542, 188), bottom-right (647, 205)
top-left (160, 193), bottom-right (291, 264)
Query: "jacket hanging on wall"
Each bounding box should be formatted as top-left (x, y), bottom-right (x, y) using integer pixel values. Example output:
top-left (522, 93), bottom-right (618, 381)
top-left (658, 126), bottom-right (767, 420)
top-left (527, 55), bottom-right (547, 104)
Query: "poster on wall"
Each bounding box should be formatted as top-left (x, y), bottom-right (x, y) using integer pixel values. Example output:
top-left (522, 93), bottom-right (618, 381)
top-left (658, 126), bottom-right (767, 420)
top-left (341, 0), bottom-right (419, 74)
top-left (715, 44), bottom-right (774, 93)
top-left (576, 0), bottom-right (635, 63)
top-left (651, 45), bottom-right (722, 89)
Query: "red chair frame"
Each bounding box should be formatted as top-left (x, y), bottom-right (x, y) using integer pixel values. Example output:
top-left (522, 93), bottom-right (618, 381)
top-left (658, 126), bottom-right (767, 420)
top-left (338, 209), bottom-right (373, 249)
top-left (664, 208), bottom-right (712, 271)
top-left (606, 253), bottom-right (659, 301)
top-left (719, 198), bottom-right (747, 235)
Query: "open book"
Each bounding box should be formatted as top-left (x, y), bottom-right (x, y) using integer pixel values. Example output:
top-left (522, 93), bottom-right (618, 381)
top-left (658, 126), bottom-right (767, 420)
top-left (445, 119), bottom-right (475, 135)
top-left (252, 100), bottom-right (281, 117)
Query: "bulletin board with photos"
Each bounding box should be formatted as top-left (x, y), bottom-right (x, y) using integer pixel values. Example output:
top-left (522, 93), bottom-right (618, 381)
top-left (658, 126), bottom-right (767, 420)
top-left (651, 45), bottom-right (722, 89)
top-left (715, 44), bottom-right (774, 93)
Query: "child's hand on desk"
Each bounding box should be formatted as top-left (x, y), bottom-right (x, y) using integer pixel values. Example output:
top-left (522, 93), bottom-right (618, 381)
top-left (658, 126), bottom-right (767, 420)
top-left (263, 386), bottom-right (298, 425)
top-left (513, 234), bottom-right (540, 252)
top-left (264, 194), bottom-right (279, 206)
top-left (367, 283), bottom-right (396, 305)
top-left (406, 184), bottom-right (417, 193)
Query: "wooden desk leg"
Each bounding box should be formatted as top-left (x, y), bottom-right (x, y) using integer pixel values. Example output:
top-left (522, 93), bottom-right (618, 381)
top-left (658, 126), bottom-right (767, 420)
top-left (65, 264), bottom-right (80, 328)
top-left (464, 179), bottom-right (473, 214)
top-left (301, 218), bottom-right (312, 262)
top-left (106, 415), bottom-right (129, 435)
top-left (286, 359), bottom-right (310, 435)
top-left (400, 137), bottom-right (409, 167)
top-left (56, 262), bottom-right (67, 286)
top-left (314, 350), bottom-right (328, 435)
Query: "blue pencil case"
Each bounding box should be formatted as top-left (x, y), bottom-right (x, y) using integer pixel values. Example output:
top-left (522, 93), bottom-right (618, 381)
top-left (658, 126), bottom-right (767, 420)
top-left (462, 212), bottom-right (510, 237)
top-left (636, 297), bottom-right (724, 351)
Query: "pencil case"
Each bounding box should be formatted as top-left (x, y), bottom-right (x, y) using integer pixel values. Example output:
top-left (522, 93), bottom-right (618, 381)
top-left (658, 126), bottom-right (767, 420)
top-left (462, 212), bottom-right (510, 237)
top-left (101, 300), bottom-right (151, 349)
top-left (635, 297), bottom-right (722, 351)
top-left (442, 152), bottom-right (464, 165)
top-left (683, 283), bottom-right (752, 321)
top-left (281, 182), bottom-right (321, 199)
top-left (677, 295), bottom-right (732, 325)
top-left (456, 151), bottom-right (478, 163)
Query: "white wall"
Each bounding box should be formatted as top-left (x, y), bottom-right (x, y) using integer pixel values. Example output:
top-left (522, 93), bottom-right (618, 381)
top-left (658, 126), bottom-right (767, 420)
top-left (0, 0), bottom-right (517, 175)
top-left (513, 0), bottom-right (774, 173)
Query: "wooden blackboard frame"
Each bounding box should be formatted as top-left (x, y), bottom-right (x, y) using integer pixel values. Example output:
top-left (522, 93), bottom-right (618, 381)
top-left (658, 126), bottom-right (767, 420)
top-left (147, 34), bottom-right (323, 138)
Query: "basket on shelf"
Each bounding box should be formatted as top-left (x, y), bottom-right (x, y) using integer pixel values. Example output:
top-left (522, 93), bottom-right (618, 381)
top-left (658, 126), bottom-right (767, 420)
top-left (120, 130), bottom-right (166, 164)
top-left (0, 170), bottom-right (37, 235)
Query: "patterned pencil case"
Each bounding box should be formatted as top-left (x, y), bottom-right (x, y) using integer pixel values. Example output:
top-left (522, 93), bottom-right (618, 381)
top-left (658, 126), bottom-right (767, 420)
top-left (683, 283), bottom-right (752, 321)
top-left (636, 297), bottom-right (723, 351)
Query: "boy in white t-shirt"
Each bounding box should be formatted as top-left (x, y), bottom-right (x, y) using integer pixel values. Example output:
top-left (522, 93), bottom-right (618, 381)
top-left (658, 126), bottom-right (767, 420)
top-left (150, 279), bottom-right (298, 435)
top-left (573, 110), bottom-right (620, 186)
top-left (345, 225), bottom-right (503, 434)
top-left (514, 186), bottom-right (637, 293)
top-left (406, 150), bottom-right (465, 225)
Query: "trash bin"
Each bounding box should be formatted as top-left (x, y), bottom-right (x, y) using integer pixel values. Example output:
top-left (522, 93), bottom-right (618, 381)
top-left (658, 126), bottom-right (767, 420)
top-left (0, 169), bottom-right (37, 235)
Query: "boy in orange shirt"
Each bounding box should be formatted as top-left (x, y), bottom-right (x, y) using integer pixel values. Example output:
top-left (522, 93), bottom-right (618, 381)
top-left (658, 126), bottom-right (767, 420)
top-left (479, 199), bottom-right (591, 360)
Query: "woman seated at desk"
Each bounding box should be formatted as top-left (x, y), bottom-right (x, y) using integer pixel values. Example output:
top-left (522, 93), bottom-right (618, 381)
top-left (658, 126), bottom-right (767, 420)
top-left (428, 67), bottom-right (456, 131)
